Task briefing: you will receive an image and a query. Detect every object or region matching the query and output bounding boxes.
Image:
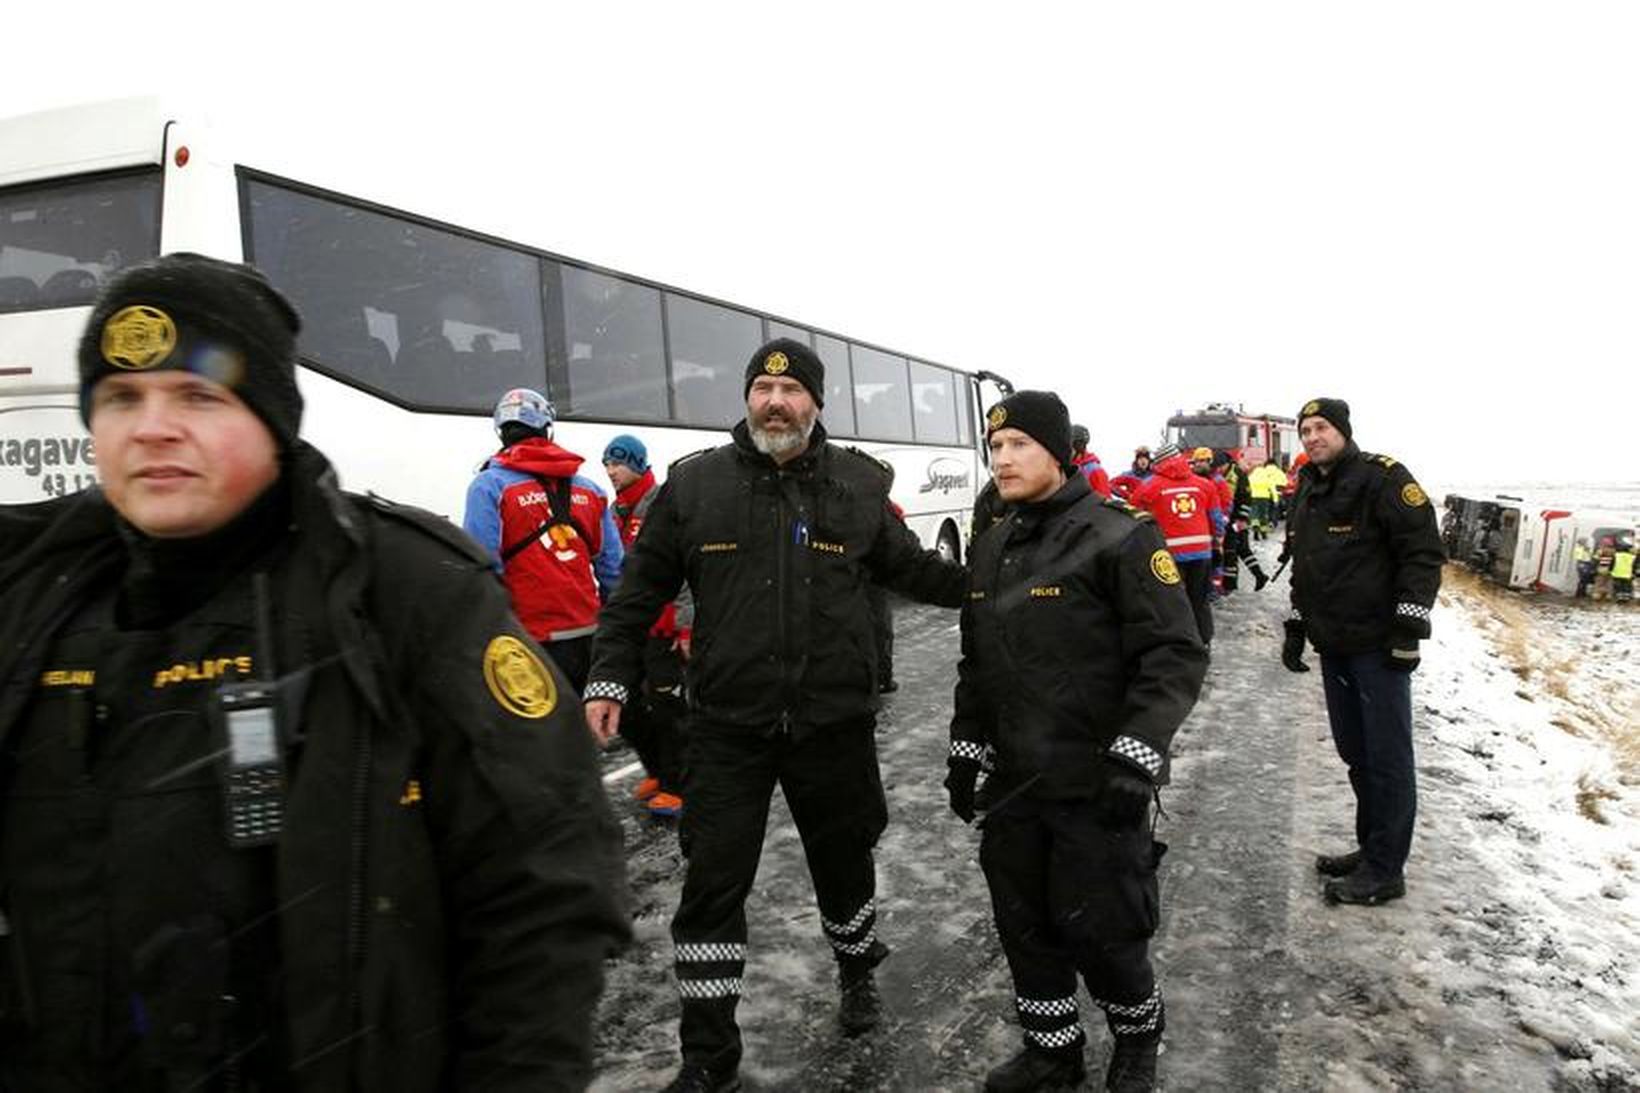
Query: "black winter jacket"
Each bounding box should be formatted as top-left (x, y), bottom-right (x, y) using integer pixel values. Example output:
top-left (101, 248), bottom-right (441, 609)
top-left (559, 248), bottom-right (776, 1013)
top-left (587, 422), bottom-right (965, 731)
top-left (1287, 444), bottom-right (1445, 655)
top-left (0, 443), bottom-right (629, 1092)
top-left (951, 475), bottom-right (1207, 798)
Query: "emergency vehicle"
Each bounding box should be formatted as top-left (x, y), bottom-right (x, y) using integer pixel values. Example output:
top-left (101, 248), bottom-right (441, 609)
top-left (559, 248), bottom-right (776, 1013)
top-left (1443, 493), bottom-right (1638, 594)
top-left (1164, 404), bottom-right (1299, 468)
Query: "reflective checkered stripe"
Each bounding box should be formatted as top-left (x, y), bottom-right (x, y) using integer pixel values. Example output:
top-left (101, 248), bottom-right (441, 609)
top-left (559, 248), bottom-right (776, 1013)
top-left (821, 899), bottom-right (878, 957)
top-left (949, 739), bottom-right (995, 771)
top-left (1395, 602), bottom-right (1430, 623)
top-left (1094, 986), bottom-right (1164, 1036)
top-left (1108, 735), bottom-right (1164, 780)
top-left (584, 679), bottom-right (629, 704)
top-left (674, 940), bottom-right (747, 1002)
top-left (1016, 994), bottom-right (1084, 1050)
top-left (1287, 607), bottom-right (1303, 623)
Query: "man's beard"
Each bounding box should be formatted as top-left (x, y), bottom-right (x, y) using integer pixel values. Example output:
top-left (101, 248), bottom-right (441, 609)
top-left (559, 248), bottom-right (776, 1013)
top-left (749, 409), bottom-right (817, 458)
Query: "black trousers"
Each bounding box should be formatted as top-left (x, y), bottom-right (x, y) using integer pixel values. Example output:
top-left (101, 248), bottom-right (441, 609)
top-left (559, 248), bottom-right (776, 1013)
top-left (542, 634), bottom-right (591, 695)
top-left (1320, 652), bottom-right (1417, 880)
top-left (672, 718), bottom-right (888, 1072)
top-left (619, 636), bottom-right (688, 792)
top-left (980, 796), bottom-right (1166, 1050)
top-left (866, 584), bottom-right (894, 686)
top-left (1178, 558), bottom-right (1214, 645)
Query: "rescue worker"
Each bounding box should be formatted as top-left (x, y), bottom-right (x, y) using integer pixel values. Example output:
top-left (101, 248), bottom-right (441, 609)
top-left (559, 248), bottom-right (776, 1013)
top-left (1109, 447), bottom-right (1153, 500)
top-left (1592, 537), bottom-right (1616, 601)
top-left (604, 432), bottom-right (691, 818)
top-left (1574, 538), bottom-right (1596, 598)
top-left (1282, 397), bottom-right (1443, 906)
top-left (1612, 539), bottom-right (1635, 603)
top-left (1130, 444), bottom-right (1224, 645)
top-left (582, 338), bottom-right (966, 1093)
top-left (1189, 448), bottom-right (1227, 597)
top-left (0, 254), bottom-right (629, 1091)
top-left (1248, 458), bottom-right (1285, 539)
top-left (1070, 424), bottom-right (1112, 498)
top-left (947, 390), bottom-right (1207, 1093)
top-left (463, 388), bottom-right (622, 692)
top-left (1214, 450), bottom-right (1270, 594)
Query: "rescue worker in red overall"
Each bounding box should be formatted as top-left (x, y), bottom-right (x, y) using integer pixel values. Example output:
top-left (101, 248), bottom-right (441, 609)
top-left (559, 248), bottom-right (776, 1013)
top-left (1129, 444), bottom-right (1224, 645)
top-left (947, 390), bottom-right (1207, 1093)
top-left (1109, 447), bottom-right (1153, 501)
top-left (604, 432), bottom-right (691, 818)
top-left (1070, 424), bottom-right (1112, 498)
top-left (463, 389), bottom-right (623, 692)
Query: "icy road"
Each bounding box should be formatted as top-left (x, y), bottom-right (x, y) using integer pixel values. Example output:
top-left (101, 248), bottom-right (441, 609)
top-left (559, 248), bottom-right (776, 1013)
top-left (589, 553), bottom-right (1639, 1092)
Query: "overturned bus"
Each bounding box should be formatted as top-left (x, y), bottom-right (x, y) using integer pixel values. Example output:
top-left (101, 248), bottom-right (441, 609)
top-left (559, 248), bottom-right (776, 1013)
top-left (1442, 493), bottom-right (1638, 594)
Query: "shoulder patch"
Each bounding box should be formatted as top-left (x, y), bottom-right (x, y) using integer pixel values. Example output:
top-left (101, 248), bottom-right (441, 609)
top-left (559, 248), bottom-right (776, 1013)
top-left (1400, 482), bottom-right (1429, 507)
top-left (1150, 549), bottom-right (1181, 585)
top-left (1103, 497), bottom-right (1152, 521)
top-left (669, 445), bottom-right (719, 473)
top-left (482, 634), bottom-right (558, 719)
top-left (358, 492), bottom-right (492, 567)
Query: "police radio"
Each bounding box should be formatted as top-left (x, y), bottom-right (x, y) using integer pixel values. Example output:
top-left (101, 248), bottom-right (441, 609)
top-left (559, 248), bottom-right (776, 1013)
top-left (215, 573), bottom-right (286, 848)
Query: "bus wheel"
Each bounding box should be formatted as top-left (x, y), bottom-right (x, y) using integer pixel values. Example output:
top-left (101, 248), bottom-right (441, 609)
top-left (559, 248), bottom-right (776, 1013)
top-left (936, 522), bottom-right (961, 565)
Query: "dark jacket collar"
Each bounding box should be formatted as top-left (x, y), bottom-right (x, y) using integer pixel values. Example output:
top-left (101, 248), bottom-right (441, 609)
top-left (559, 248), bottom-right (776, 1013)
top-left (730, 418), bottom-right (830, 472)
top-left (1008, 472), bottom-right (1091, 534)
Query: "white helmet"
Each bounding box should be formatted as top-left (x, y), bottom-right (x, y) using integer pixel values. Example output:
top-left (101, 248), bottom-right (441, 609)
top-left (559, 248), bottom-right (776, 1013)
top-left (493, 388), bottom-right (555, 435)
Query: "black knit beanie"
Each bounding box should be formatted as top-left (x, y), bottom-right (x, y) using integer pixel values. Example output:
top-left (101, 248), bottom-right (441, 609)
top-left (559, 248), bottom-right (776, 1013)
top-left (744, 337), bottom-right (825, 407)
top-left (1297, 397), bottom-right (1352, 441)
top-left (985, 390), bottom-right (1074, 472)
top-left (78, 253), bottom-right (303, 448)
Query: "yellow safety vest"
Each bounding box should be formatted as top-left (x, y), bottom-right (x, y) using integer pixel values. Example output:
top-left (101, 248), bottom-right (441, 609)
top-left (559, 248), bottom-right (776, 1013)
top-left (1614, 551), bottom-right (1636, 580)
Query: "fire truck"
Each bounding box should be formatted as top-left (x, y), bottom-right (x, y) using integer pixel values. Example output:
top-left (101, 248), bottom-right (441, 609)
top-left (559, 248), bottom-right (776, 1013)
top-left (1164, 404), bottom-right (1300, 468)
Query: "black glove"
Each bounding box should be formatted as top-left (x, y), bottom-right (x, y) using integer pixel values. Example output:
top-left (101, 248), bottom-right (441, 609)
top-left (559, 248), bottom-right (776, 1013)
top-left (1384, 613), bottom-right (1427, 673)
top-left (1282, 618), bottom-right (1310, 673)
top-left (1098, 764), bottom-right (1154, 829)
top-left (944, 761), bottom-right (979, 824)
top-left (1385, 639), bottom-right (1421, 673)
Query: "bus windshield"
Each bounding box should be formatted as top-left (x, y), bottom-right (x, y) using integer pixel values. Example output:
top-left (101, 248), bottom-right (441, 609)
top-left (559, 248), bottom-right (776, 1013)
top-left (0, 169), bottom-right (162, 314)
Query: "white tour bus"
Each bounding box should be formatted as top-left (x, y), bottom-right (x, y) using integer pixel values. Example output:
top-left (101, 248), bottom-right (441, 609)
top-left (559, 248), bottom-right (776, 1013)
top-left (0, 99), bottom-right (1007, 561)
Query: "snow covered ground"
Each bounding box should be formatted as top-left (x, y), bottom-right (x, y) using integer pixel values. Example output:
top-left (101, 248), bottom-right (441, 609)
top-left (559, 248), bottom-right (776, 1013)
top-left (588, 542), bottom-right (1639, 1091)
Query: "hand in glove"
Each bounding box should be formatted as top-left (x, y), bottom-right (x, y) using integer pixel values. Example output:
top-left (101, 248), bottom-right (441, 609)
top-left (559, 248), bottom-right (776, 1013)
top-left (944, 760), bottom-right (980, 824)
top-left (1098, 764), bottom-right (1155, 829)
top-left (1251, 565), bottom-right (1271, 592)
top-left (1384, 612), bottom-right (1428, 673)
top-left (1282, 618), bottom-right (1310, 673)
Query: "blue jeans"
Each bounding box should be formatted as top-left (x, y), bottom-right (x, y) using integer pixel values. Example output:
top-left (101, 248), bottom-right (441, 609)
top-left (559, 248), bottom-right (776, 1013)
top-left (1319, 652), bottom-right (1416, 880)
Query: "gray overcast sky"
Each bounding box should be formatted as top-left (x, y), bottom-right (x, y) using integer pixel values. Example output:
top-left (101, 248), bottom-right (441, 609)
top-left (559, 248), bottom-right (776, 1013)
top-left (10, 2), bottom-right (1638, 484)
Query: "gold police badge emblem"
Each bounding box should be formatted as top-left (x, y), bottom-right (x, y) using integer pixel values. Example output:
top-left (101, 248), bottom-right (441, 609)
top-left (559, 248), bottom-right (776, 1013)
top-left (482, 635), bottom-right (557, 719)
top-left (764, 351), bottom-right (790, 375)
top-left (987, 405), bottom-right (1007, 430)
top-left (1401, 482), bottom-right (1428, 507)
top-left (1150, 549), bottom-right (1181, 585)
top-left (102, 305), bottom-right (178, 370)
top-left (1301, 400), bottom-right (1321, 417)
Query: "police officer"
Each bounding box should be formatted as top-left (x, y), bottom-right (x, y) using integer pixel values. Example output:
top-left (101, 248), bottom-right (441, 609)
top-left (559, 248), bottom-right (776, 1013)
top-left (1282, 397), bottom-right (1444, 906)
top-left (0, 255), bottom-right (629, 1091)
top-left (583, 338), bottom-right (965, 1093)
top-left (948, 391), bottom-right (1207, 1093)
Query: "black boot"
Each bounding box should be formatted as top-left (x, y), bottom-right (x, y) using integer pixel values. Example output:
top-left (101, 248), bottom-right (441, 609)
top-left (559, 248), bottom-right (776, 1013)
top-left (1314, 849), bottom-right (1361, 877)
top-left (1324, 871), bottom-right (1405, 906)
top-left (660, 1063), bottom-right (741, 1093)
top-left (1105, 1032), bottom-right (1161, 1092)
top-left (1250, 564), bottom-right (1270, 591)
top-left (984, 1044), bottom-right (1087, 1092)
top-left (838, 939), bottom-right (889, 1036)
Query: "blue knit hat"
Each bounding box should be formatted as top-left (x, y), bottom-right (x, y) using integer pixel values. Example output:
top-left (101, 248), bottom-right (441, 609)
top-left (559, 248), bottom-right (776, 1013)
top-left (602, 433), bottom-right (649, 474)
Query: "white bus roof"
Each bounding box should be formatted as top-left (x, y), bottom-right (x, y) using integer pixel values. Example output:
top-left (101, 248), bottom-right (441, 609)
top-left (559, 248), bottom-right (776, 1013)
top-left (0, 98), bottom-right (173, 189)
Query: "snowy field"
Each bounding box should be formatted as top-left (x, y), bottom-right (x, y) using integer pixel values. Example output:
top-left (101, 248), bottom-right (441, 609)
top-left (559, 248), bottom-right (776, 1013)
top-left (589, 541), bottom-right (1639, 1091)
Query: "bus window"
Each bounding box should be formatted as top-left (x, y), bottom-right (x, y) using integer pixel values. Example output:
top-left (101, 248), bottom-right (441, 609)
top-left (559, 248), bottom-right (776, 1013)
top-left (909, 360), bottom-right (959, 445)
top-left (850, 344), bottom-right (913, 443)
top-left (0, 169), bottom-right (161, 313)
top-left (556, 264), bottom-right (668, 421)
top-left (814, 333), bottom-right (855, 437)
top-left (665, 292), bottom-right (761, 429)
top-left (766, 319), bottom-right (812, 346)
top-left (243, 177), bottom-right (545, 411)
top-left (955, 375), bottom-right (973, 448)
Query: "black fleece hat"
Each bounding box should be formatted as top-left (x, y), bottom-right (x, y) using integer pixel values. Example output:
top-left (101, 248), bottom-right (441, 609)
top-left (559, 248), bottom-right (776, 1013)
top-left (745, 337), bottom-right (825, 407)
top-left (985, 389), bottom-right (1074, 471)
top-left (1297, 396), bottom-right (1352, 441)
top-left (78, 253), bottom-right (303, 447)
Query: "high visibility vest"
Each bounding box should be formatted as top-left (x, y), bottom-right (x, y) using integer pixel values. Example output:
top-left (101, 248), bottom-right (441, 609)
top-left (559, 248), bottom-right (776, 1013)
top-left (1614, 551), bottom-right (1636, 580)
